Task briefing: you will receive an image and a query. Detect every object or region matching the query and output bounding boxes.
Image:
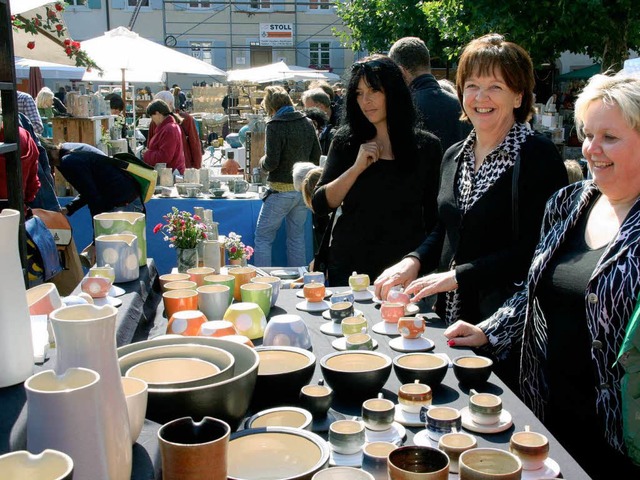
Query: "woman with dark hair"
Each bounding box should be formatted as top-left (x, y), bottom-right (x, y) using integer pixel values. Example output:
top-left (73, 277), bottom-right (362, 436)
top-left (311, 54), bottom-right (442, 286)
top-left (143, 99), bottom-right (185, 174)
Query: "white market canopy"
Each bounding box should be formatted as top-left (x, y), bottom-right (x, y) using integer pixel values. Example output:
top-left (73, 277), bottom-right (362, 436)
top-left (14, 57), bottom-right (85, 80)
top-left (226, 61), bottom-right (339, 84)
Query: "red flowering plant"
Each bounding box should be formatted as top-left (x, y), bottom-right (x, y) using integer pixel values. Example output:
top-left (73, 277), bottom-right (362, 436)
top-left (153, 207), bottom-right (207, 249)
top-left (223, 232), bottom-right (254, 261)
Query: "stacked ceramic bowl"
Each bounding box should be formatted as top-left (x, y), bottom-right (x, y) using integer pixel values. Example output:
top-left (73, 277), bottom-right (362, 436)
top-left (117, 336), bottom-right (259, 429)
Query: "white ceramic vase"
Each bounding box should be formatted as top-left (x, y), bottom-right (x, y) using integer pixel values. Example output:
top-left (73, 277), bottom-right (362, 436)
top-left (0, 209), bottom-right (34, 387)
top-left (93, 212), bottom-right (147, 266)
top-left (25, 367), bottom-right (110, 479)
top-left (95, 233), bottom-right (140, 283)
top-left (203, 239), bottom-right (222, 272)
top-left (50, 304), bottom-right (132, 480)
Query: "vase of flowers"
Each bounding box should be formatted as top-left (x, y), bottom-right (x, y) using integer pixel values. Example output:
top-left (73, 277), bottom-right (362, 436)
top-left (223, 232), bottom-right (254, 266)
top-left (153, 207), bottom-right (207, 272)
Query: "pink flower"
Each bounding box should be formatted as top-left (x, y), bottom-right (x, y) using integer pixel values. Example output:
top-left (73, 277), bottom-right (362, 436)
top-left (230, 246), bottom-right (237, 254)
top-left (193, 215), bottom-right (201, 221)
top-left (153, 223), bottom-right (163, 234)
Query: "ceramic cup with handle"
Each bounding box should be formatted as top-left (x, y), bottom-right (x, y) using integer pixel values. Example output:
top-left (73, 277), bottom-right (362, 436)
top-left (329, 301), bottom-right (354, 323)
top-left (299, 380), bottom-right (334, 419)
top-left (421, 406), bottom-right (462, 442)
top-left (345, 333), bottom-right (374, 351)
top-left (509, 425), bottom-right (549, 471)
top-left (469, 389), bottom-right (502, 425)
top-left (438, 431), bottom-right (477, 474)
top-left (397, 380), bottom-right (432, 413)
top-left (362, 393), bottom-right (395, 431)
top-left (380, 302), bottom-right (405, 324)
top-left (348, 272), bottom-right (370, 292)
top-left (341, 315), bottom-right (368, 336)
top-left (397, 316), bottom-right (425, 339)
top-left (331, 289), bottom-right (355, 304)
top-left (329, 419), bottom-right (365, 455)
top-left (303, 282), bottom-right (326, 303)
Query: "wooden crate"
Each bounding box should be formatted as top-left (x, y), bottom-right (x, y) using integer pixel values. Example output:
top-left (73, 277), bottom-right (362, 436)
top-left (52, 116), bottom-right (113, 146)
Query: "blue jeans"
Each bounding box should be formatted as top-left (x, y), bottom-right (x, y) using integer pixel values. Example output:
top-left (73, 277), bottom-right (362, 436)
top-left (254, 191), bottom-right (308, 267)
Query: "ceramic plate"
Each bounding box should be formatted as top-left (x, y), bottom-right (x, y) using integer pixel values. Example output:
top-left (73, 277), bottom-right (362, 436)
top-left (296, 289), bottom-right (333, 299)
top-left (322, 308), bottom-right (364, 321)
top-left (393, 404), bottom-right (424, 427)
top-left (92, 296), bottom-right (123, 308)
top-left (388, 336), bottom-right (435, 353)
top-left (365, 422), bottom-right (406, 445)
top-left (109, 285), bottom-right (126, 297)
top-left (319, 322), bottom-right (344, 337)
top-left (332, 337), bottom-right (378, 351)
top-left (296, 300), bottom-right (331, 313)
top-left (460, 406), bottom-right (513, 434)
top-left (352, 290), bottom-right (373, 302)
top-left (412, 429), bottom-right (436, 447)
top-left (329, 448), bottom-right (363, 467)
top-left (371, 321), bottom-right (401, 336)
top-left (272, 269), bottom-right (300, 279)
top-left (179, 193), bottom-right (204, 198)
top-left (521, 457), bottom-right (561, 479)
top-left (232, 193), bottom-right (258, 199)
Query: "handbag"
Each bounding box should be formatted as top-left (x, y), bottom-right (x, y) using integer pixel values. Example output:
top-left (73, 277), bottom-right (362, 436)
top-left (105, 152), bottom-right (158, 203)
top-left (25, 214), bottom-right (62, 283)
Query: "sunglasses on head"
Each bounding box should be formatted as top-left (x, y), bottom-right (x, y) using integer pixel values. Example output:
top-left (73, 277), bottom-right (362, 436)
top-left (351, 59), bottom-right (385, 73)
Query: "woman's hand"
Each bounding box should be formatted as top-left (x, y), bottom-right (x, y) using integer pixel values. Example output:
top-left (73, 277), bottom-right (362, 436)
top-left (374, 257), bottom-right (421, 301)
top-left (405, 271), bottom-right (457, 302)
top-left (444, 320), bottom-right (489, 348)
top-left (352, 141), bottom-right (380, 174)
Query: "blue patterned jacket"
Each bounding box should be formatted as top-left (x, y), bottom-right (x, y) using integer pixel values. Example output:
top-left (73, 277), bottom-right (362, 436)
top-left (480, 180), bottom-right (640, 453)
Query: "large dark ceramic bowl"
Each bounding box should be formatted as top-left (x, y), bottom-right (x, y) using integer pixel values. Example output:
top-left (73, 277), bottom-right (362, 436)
top-left (252, 346), bottom-right (316, 410)
top-left (117, 336), bottom-right (259, 430)
top-left (320, 351), bottom-right (392, 402)
top-left (452, 355), bottom-right (493, 387)
top-left (228, 426), bottom-right (330, 480)
top-left (393, 353), bottom-right (449, 387)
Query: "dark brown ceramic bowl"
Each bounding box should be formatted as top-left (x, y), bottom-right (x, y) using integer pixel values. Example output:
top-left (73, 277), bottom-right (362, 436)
top-left (393, 353), bottom-right (448, 388)
top-left (452, 355), bottom-right (493, 387)
top-left (320, 351), bottom-right (392, 402)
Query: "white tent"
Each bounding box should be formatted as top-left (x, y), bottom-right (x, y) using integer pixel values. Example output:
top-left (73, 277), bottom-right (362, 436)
top-left (14, 58), bottom-right (85, 80)
top-left (227, 61), bottom-right (339, 83)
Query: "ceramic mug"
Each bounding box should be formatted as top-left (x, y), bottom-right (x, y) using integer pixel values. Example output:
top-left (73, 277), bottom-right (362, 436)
top-left (197, 285), bottom-right (231, 321)
top-left (203, 274), bottom-right (235, 306)
top-left (388, 446), bottom-right (450, 480)
top-left (341, 315), bottom-right (368, 336)
top-left (159, 273), bottom-right (191, 292)
top-left (299, 381), bottom-right (334, 419)
top-left (240, 282), bottom-right (273, 317)
top-left (345, 333), bottom-right (374, 351)
top-left (162, 289), bottom-right (199, 320)
top-left (303, 282), bottom-right (326, 303)
top-left (329, 301), bottom-right (354, 323)
top-left (80, 276), bottom-right (112, 299)
top-left (438, 432), bottom-right (477, 474)
top-left (331, 289), bottom-right (355, 304)
top-left (387, 288), bottom-right (410, 305)
top-left (251, 276), bottom-right (282, 307)
top-left (469, 389), bottom-right (502, 426)
top-left (329, 419), bottom-right (365, 455)
top-left (362, 441), bottom-right (398, 480)
top-left (397, 316), bottom-right (425, 339)
top-left (380, 302), bottom-right (405, 324)
top-left (421, 406), bottom-right (462, 441)
top-left (362, 394), bottom-right (395, 431)
top-left (348, 273), bottom-right (370, 292)
top-left (509, 426), bottom-right (549, 471)
top-left (397, 380), bottom-right (432, 413)
top-left (228, 267), bottom-right (257, 301)
top-left (187, 267), bottom-right (216, 287)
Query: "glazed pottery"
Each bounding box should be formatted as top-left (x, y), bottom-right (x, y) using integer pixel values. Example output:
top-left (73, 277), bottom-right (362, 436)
top-left (439, 432), bottom-right (477, 474)
top-left (251, 275), bottom-right (282, 307)
top-left (299, 381), bottom-right (334, 418)
top-left (303, 282), bottom-right (326, 302)
top-left (247, 406), bottom-right (313, 430)
top-left (362, 442), bottom-right (398, 480)
top-left (80, 276), bottom-right (112, 298)
top-left (223, 302), bottom-right (267, 340)
top-left (198, 320), bottom-right (238, 337)
top-left (167, 309), bottom-right (208, 336)
top-left (329, 301), bottom-right (354, 323)
top-left (320, 351), bottom-right (392, 402)
top-left (509, 426), bottom-right (549, 471)
top-left (263, 314), bottom-right (312, 350)
top-left (188, 267), bottom-right (216, 287)
top-left (388, 446), bottom-right (450, 480)
top-left (89, 264), bottom-right (116, 283)
top-left (424, 406), bottom-right (462, 441)
top-left (126, 357), bottom-right (224, 388)
top-left (204, 274), bottom-right (235, 306)
top-left (341, 315), bottom-right (368, 336)
top-left (228, 267), bottom-right (257, 301)
top-left (198, 285), bottom-right (231, 321)
top-left (458, 448), bottom-right (522, 480)
top-left (331, 289), bottom-right (354, 304)
top-left (27, 283), bottom-right (63, 316)
top-left (202, 240), bottom-right (222, 272)
top-left (362, 394), bottom-right (396, 431)
top-left (162, 289), bottom-right (199, 319)
top-left (25, 367), bottom-right (111, 479)
top-left (95, 233), bottom-right (139, 283)
top-left (313, 467), bottom-right (374, 480)
top-left (303, 271), bottom-right (325, 284)
top-left (380, 302), bottom-right (405, 324)
top-left (0, 449), bottom-right (74, 480)
top-left (398, 380), bottom-right (432, 413)
top-left (452, 356), bottom-right (494, 387)
top-left (122, 376), bottom-right (148, 444)
top-left (93, 212), bottom-right (147, 266)
top-left (49, 304), bottom-right (132, 480)
top-left (177, 247), bottom-right (198, 273)
top-left (240, 282), bottom-right (273, 316)
top-left (348, 272), bottom-right (370, 292)
top-left (469, 389), bottom-right (503, 425)
top-left (228, 427), bottom-right (330, 480)
top-left (158, 416), bottom-right (231, 480)
top-left (345, 332), bottom-right (375, 351)
top-left (159, 273), bottom-right (191, 291)
top-left (397, 316), bottom-right (425, 339)
top-left (0, 209), bottom-right (34, 387)
top-left (164, 280), bottom-right (198, 291)
top-left (329, 419), bottom-right (366, 454)
top-left (393, 353), bottom-right (448, 387)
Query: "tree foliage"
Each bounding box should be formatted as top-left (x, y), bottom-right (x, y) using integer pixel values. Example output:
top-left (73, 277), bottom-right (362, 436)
top-left (335, 0), bottom-right (640, 71)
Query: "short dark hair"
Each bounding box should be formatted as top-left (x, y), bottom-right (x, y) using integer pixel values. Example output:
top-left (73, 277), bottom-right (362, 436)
top-left (147, 99), bottom-right (172, 116)
top-left (109, 95), bottom-right (125, 111)
top-left (304, 107), bottom-right (329, 131)
top-left (302, 89), bottom-right (331, 109)
top-left (388, 37), bottom-right (431, 74)
top-left (456, 33), bottom-right (535, 123)
top-left (308, 80), bottom-right (335, 101)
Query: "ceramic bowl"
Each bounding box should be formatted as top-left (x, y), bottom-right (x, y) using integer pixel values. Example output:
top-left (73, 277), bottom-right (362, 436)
top-left (223, 302), bottom-right (267, 340)
top-left (198, 320), bottom-right (238, 338)
top-left (210, 188), bottom-right (226, 198)
top-left (166, 310), bottom-right (208, 336)
top-left (252, 346), bottom-right (316, 410)
top-left (175, 182), bottom-right (203, 196)
top-left (227, 426), bottom-right (330, 480)
top-left (159, 273), bottom-right (191, 292)
top-left (452, 355), bottom-right (493, 387)
top-left (125, 357), bottom-right (230, 389)
top-left (312, 467), bottom-right (375, 480)
top-left (121, 376), bottom-right (148, 444)
top-left (262, 314), bottom-right (312, 350)
top-left (26, 283), bottom-right (63, 315)
top-left (246, 406), bottom-right (313, 430)
top-left (0, 449), bottom-right (74, 480)
top-left (459, 448), bottom-right (522, 480)
top-left (393, 353), bottom-right (449, 387)
top-left (117, 337), bottom-right (257, 429)
top-left (320, 351), bottom-right (392, 402)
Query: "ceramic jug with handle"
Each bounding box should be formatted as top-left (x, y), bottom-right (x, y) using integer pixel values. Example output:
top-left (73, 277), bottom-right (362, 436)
top-left (95, 233), bottom-right (139, 283)
top-left (93, 212), bottom-right (147, 266)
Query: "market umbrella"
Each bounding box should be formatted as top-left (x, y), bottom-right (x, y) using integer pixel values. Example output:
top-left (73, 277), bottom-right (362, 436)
top-left (227, 61), bottom-right (339, 84)
top-left (14, 57), bottom-right (85, 80)
top-left (28, 66), bottom-right (44, 98)
top-left (557, 64), bottom-right (601, 81)
top-left (80, 27), bottom-right (226, 95)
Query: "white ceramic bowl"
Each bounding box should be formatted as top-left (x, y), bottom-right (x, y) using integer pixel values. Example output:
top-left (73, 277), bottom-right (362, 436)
top-left (312, 467), bottom-right (374, 480)
top-left (263, 314), bottom-right (312, 350)
top-left (246, 406), bottom-right (313, 430)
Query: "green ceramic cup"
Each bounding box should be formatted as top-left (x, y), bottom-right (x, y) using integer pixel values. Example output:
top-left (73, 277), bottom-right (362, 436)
top-left (203, 274), bottom-right (235, 306)
top-left (240, 282), bottom-right (272, 317)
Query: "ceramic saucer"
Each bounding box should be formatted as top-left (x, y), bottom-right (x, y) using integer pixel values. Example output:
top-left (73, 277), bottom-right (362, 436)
top-left (393, 404), bottom-right (424, 427)
top-left (311, 409), bottom-right (345, 433)
top-left (460, 406), bottom-right (513, 434)
top-left (322, 308), bottom-right (364, 320)
top-left (521, 457), bottom-right (561, 479)
top-left (371, 321), bottom-right (400, 336)
top-left (92, 296), bottom-right (123, 308)
top-left (412, 429), bottom-right (436, 447)
top-left (388, 335), bottom-right (435, 353)
top-left (329, 448), bottom-right (363, 467)
top-left (109, 285), bottom-right (126, 297)
top-left (296, 289), bottom-right (333, 299)
top-left (332, 337), bottom-right (378, 351)
top-left (296, 300), bottom-right (331, 313)
top-left (271, 269), bottom-right (300, 279)
top-left (320, 321), bottom-right (344, 337)
top-left (404, 303), bottom-right (420, 316)
top-left (352, 290), bottom-right (373, 302)
top-left (365, 422), bottom-right (406, 445)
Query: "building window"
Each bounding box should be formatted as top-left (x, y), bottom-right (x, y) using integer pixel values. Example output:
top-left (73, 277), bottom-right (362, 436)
top-left (249, 0), bottom-right (271, 9)
top-left (67, 0), bottom-right (87, 5)
top-left (189, 1), bottom-right (212, 7)
top-left (309, 42), bottom-right (330, 69)
top-left (310, 0), bottom-right (330, 10)
top-left (191, 42), bottom-right (213, 65)
top-left (128, 0), bottom-right (149, 6)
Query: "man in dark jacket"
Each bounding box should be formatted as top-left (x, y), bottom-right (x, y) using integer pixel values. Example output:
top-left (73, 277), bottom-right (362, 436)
top-left (301, 88), bottom-right (335, 155)
top-left (389, 36), bottom-right (471, 152)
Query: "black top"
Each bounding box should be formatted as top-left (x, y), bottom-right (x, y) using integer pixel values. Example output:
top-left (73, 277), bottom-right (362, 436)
top-left (313, 129), bottom-right (442, 286)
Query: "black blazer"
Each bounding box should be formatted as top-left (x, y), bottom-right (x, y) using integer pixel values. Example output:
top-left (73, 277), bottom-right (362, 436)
top-left (410, 133), bottom-right (568, 324)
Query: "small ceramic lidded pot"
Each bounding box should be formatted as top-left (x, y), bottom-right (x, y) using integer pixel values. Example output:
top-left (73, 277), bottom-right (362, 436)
top-left (304, 282), bottom-right (326, 303)
top-left (158, 416), bottom-right (231, 480)
top-left (438, 431), bottom-right (477, 474)
top-left (348, 272), bottom-right (370, 292)
top-left (397, 316), bottom-right (425, 339)
top-left (329, 301), bottom-right (354, 323)
top-left (341, 315), bottom-right (368, 336)
top-left (509, 425), bottom-right (549, 471)
top-left (345, 333), bottom-right (374, 351)
top-left (299, 380), bottom-right (334, 419)
top-left (362, 393), bottom-right (395, 431)
top-left (398, 380), bottom-right (432, 413)
top-left (380, 302), bottom-right (405, 324)
top-left (468, 389), bottom-right (503, 426)
top-left (422, 406), bottom-right (462, 442)
top-left (329, 419), bottom-right (366, 455)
